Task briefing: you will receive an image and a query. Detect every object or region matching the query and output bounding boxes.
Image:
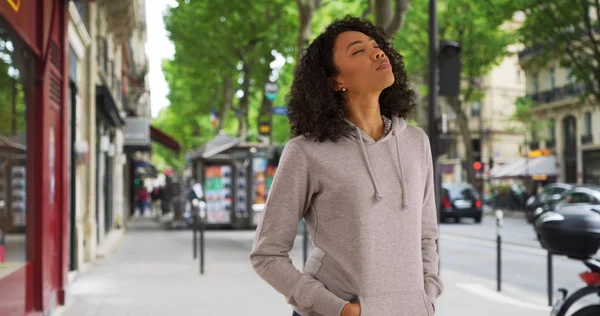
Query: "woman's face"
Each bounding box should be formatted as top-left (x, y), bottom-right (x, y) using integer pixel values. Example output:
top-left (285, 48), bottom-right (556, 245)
top-left (330, 31), bottom-right (395, 95)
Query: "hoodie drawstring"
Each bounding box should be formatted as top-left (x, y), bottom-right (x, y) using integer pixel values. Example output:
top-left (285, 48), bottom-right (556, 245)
top-left (393, 131), bottom-right (408, 209)
top-left (356, 126), bottom-right (383, 201)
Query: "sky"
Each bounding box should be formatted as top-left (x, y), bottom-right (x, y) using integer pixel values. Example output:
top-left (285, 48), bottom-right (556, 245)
top-left (145, 0), bottom-right (177, 118)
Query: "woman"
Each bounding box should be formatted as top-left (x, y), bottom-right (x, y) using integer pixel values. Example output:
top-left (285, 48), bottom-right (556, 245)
top-left (250, 16), bottom-right (443, 316)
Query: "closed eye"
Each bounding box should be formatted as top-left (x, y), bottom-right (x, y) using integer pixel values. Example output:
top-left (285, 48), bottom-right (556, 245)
top-left (352, 49), bottom-right (364, 55)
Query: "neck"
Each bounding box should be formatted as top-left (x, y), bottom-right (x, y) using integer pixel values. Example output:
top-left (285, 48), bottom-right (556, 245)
top-left (345, 92), bottom-right (384, 141)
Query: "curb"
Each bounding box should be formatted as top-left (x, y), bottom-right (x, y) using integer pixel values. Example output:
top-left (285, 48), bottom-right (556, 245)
top-left (484, 209), bottom-right (527, 220)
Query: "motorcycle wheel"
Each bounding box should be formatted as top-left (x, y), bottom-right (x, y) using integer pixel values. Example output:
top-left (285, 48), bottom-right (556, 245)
top-left (572, 305), bottom-right (600, 316)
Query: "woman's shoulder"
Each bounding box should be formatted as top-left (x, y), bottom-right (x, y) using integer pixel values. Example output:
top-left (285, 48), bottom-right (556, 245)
top-left (403, 123), bottom-right (429, 143)
top-left (287, 135), bottom-right (340, 149)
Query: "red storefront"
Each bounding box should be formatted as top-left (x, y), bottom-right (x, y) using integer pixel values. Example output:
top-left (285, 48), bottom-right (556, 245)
top-left (0, 0), bottom-right (69, 315)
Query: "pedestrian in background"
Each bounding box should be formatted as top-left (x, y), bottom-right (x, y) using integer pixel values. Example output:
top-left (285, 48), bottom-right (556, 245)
top-left (136, 187), bottom-right (150, 217)
top-left (250, 16), bottom-right (442, 316)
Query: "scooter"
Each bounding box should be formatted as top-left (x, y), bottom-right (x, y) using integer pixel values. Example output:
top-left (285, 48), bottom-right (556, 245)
top-left (550, 257), bottom-right (600, 316)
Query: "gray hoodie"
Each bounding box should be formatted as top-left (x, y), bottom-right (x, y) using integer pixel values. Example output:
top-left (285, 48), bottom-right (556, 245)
top-left (250, 116), bottom-right (443, 316)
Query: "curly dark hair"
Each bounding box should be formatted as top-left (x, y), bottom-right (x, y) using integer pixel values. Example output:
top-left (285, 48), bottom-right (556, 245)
top-left (286, 16), bottom-right (416, 142)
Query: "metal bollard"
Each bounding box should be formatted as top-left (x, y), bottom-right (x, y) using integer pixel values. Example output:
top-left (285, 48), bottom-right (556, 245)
top-left (193, 215), bottom-right (198, 259)
top-left (302, 221), bottom-right (308, 267)
top-left (199, 215), bottom-right (205, 275)
top-left (547, 252), bottom-right (553, 306)
top-left (496, 210), bottom-right (503, 292)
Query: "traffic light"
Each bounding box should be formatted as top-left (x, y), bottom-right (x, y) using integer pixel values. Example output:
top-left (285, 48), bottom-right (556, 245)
top-left (258, 115), bottom-right (271, 136)
top-left (258, 122), bottom-right (271, 136)
top-left (473, 160), bottom-right (483, 172)
top-left (472, 139), bottom-right (482, 173)
top-left (439, 40), bottom-right (461, 97)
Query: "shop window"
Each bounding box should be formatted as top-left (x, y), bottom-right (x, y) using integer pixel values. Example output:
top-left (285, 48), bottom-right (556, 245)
top-left (549, 68), bottom-right (555, 90)
top-left (0, 22), bottom-right (35, 267)
top-left (470, 101), bottom-right (481, 117)
top-left (585, 112), bottom-right (592, 136)
top-left (547, 119), bottom-right (556, 148)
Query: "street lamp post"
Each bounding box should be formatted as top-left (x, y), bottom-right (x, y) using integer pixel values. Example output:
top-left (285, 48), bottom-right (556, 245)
top-left (428, 0), bottom-right (440, 225)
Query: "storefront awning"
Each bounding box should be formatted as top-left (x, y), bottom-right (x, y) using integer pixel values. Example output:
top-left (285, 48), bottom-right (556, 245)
top-left (150, 126), bottom-right (180, 154)
top-left (490, 155), bottom-right (558, 179)
top-left (133, 160), bottom-right (158, 178)
top-left (189, 133), bottom-right (240, 159)
top-left (0, 133), bottom-right (26, 151)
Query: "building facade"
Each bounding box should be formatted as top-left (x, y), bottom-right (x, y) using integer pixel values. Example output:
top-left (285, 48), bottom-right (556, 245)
top-left (518, 52), bottom-right (600, 185)
top-left (0, 0), bottom-right (70, 314)
top-left (439, 49), bottom-right (527, 189)
top-left (0, 0), bottom-right (160, 314)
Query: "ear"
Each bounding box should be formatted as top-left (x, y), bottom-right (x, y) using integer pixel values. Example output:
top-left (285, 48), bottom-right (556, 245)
top-left (328, 77), bottom-right (344, 92)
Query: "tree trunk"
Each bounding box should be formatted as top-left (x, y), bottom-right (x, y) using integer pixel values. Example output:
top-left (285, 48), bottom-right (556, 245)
top-left (374, 0), bottom-right (410, 37)
top-left (238, 64), bottom-right (251, 137)
top-left (449, 96), bottom-right (476, 187)
top-left (218, 76), bottom-right (233, 132)
top-left (11, 77), bottom-right (17, 135)
top-left (296, 0), bottom-right (321, 64)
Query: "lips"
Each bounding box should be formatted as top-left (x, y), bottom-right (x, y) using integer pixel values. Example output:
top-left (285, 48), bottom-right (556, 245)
top-left (377, 61), bottom-right (391, 70)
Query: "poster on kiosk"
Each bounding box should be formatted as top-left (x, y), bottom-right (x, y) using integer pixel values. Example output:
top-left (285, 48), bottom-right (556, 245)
top-left (203, 165), bottom-right (233, 225)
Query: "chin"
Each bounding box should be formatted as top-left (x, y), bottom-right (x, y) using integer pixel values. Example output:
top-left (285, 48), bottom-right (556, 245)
top-left (379, 74), bottom-right (395, 90)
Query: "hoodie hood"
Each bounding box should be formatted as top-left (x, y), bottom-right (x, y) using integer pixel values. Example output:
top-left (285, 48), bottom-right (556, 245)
top-left (345, 116), bottom-right (409, 209)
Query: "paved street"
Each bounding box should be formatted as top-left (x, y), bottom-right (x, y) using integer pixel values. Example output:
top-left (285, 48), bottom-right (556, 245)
top-left (440, 213), bottom-right (584, 296)
top-left (61, 214), bottom-right (579, 316)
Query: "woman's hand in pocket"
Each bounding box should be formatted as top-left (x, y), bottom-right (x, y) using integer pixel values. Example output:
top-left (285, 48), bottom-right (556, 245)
top-left (340, 303), bottom-right (360, 316)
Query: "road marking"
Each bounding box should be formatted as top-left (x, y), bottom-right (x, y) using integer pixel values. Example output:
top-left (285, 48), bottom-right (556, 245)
top-left (442, 234), bottom-right (547, 256)
top-left (456, 283), bottom-right (551, 311)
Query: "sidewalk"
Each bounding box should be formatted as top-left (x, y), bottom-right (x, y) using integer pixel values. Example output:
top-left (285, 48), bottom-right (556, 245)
top-left (62, 217), bottom-right (551, 316)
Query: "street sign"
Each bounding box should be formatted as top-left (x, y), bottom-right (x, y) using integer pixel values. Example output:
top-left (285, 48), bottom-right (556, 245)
top-left (264, 82), bottom-right (279, 101)
top-left (273, 107), bottom-right (288, 115)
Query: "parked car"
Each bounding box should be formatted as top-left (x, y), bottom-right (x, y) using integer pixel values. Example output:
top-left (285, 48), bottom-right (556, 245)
top-left (532, 185), bottom-right (600, 225)
top-left (553, 185), bottom-right (600, 213)
top-left (441, 183), bottom-right (483, 223)
top-left (525, 183), bottom-right (575, 223)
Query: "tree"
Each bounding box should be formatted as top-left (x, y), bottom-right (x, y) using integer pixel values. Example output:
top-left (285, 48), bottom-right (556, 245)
top-left (157, 0), bottom-right (299, 169)
top-left (506, 96), bottom-right (549, 150)
top-left (396, 0), bottom-right (517, 187)
top-left (296, 0), bottom-right (322, 63)
top-left (363, 0), bottom-right (411, 37)
top-left (511, 0), bottom-right (600, 107)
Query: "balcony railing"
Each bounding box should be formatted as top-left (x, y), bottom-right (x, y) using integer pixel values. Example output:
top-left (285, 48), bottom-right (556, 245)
top-left (582, 134), bottom-right (594, 145)
top-left (97, 36), bottom-right (123, 106)
top-left (527, 82), bottom-right (589, 106)
top-left (518, 45), bottom-right (543, 61)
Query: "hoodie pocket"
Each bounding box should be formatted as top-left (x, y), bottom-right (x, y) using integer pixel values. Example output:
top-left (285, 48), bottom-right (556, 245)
top-left (359, 291), bottom-right (430, 316)
top-left (303, 247), bottom-right (326, 278)
top-left (421, 290), bottom-right (434, 316)
top-left (303, 247), bottom-right (357, 302)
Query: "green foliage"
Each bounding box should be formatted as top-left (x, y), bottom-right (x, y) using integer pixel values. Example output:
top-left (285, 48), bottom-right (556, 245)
top-left (0, 48), bottom-right (26, 138)
top-left (505, 96), bottom-right (550, 142)
top-left (511, 0), bottom-right (600, 100)
top-left (396, 0), bottom-right (517, 98)
top-left (156, 0), bottom-right (300, 169)
top-left (156, 0), bottom-right (520, 172)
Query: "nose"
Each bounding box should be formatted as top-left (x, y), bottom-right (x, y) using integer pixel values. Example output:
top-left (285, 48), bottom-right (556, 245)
top-left (373, 49), bottom-right (385, 60)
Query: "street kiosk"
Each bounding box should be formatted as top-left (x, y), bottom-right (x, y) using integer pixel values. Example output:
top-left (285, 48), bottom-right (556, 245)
top-left (189, 133), bottom-right (282, 229)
